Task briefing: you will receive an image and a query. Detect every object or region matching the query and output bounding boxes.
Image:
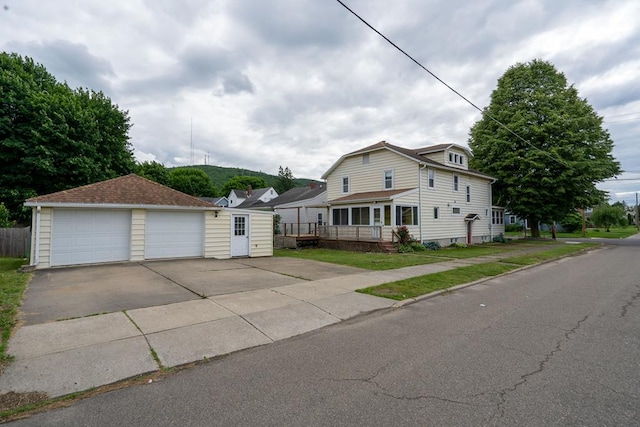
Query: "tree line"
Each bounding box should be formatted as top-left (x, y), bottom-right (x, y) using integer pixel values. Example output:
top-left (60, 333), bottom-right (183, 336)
top-left (0, 53), bottom-right (624, 235)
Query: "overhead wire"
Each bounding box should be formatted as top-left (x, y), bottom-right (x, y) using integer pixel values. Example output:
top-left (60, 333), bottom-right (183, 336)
top-left (334, 0), bottom-right (570, 167)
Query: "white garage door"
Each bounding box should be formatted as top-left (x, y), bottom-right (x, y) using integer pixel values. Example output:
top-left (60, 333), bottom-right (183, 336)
top-left (51, 209), bottom-right (131, 266)
top-left (145, 211), bottom-right (204, 259)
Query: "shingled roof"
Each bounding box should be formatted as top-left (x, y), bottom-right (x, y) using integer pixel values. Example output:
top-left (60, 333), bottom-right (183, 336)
top-left (25, 174), bottom-right (216, 208)
top-left (322, 140), bottom-right (492, 180)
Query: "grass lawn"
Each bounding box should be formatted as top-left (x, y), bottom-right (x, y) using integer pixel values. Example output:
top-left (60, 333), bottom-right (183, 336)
top-left (275, 244), bottom-right (516, 270)
top-left (0, 258), bottom-right (31, 365)
top-left (507, 228), bottom-right (638, 239)
top-left (356, 243), bottom-right (596, 300)
top-left (358, 262), bottom-right (519, 300)
top-left (274, 248), bottom-right (444, 270)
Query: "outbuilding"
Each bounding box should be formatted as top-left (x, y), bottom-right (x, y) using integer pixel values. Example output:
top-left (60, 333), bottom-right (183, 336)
top-left (25, 174), bottom-right (273, 269)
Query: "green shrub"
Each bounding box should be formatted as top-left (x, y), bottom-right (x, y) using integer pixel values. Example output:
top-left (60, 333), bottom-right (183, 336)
top-left (560, 212), bottom-right (582, 233)
top-left (395, 226), bottom-right (412, 245)
top-left (450, 242), bottom-right (467, 248)
top-left (410, 242), bottom-right (426, 252)
top-left (505, 224), bottom-right (523, 232)
top-left (423, 241), bottom-right (442, 250)
top-left (493, 233), bottom-right (507, 243)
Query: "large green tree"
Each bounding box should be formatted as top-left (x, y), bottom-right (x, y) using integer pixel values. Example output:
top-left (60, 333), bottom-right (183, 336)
top-left (0, 53), bottom-right (135, 223)
top-left (137, 161), bottom-right (170, 186)
top-left (468, 59), bottom-right (621, 237)
top-left (221, 175), bottom-right (268, 197)
top-left (274, 165), bottom-right (295, 194)
top-left (169, 168), bottom-right (217, 197)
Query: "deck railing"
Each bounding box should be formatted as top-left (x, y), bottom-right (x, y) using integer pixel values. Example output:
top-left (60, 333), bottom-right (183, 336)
top-left (318, 225), bottom-right (394, 242)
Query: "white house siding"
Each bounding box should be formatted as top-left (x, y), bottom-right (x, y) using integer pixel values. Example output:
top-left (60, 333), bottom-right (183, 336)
top-left (327, 149), bottom-right (419, 200)
top-left (204, 210), bottom-right (230, 259)
top-left (249, 213), bottom-right (274, 257)
top-left (421, 169), bottom-right (493, 245)
top-left (130, 209), bottom-right (146, 261)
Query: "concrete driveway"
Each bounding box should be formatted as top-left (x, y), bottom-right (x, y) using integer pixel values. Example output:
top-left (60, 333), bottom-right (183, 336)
top-left (19, 258), bottom-right (366, 325)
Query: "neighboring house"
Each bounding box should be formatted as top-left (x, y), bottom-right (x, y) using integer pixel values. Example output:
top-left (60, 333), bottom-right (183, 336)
top-left (262, 182), bottom-right (328, 234)
top-left (228, 187), bottom-right (278, 209)
top-left (25, 174), bottom-right (273, 269)
top-left (321, 141), bottom-right (505, 246)
top-left (200, 196), bottom-right (229, 207)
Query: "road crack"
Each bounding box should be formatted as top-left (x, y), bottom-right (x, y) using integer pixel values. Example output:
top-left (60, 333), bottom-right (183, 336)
top-left (620, 285), bottom-right (640, 318)
top-left (490, 314), bottom-right (590, 421)
top-left (321, 362), bottom-right (471, 407)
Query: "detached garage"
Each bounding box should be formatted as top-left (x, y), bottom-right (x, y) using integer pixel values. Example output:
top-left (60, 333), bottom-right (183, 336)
top-left (25, 174), bottom-right (274, 269)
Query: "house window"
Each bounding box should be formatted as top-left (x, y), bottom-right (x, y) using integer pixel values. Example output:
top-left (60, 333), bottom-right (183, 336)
top-left (492, 210), bottom-right (504, 225)
top-left (384, 205), bottom-right (391, 226)
top-left (363, 153), bottom-right (369, 164)
top-left (510, 215), bottom-right (516, 224)
top-left (459, 155), bottom-right (464, 165)
top-left (466, 185), bottom-right (471, 203)
top-left (384, 170), bottom-right (393, 189)
top-left (395, 206), bottom-right (418, 226)
top-left (428, 169), bottom-right (435, 189)
top-left (351, 207), bottom-right (370, 225)
top-left (234, 216), bottom-right (246, 236)
top-left (453, 174), bottom-right (459, 192)
top-left (317, 212), bottom-right (323, 226)
top-left (448, 152), bottom-right (453, 162)
top-left (434, 207), bottom-right (440, 220)
top-left (341, 176), bottom-right (349, 193)
top-left (452, 207), bottom-right (461, 215)
top-left (332, 208), bottom-right (348, 225)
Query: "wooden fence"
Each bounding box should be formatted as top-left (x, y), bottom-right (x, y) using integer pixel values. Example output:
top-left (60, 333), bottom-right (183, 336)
top-left (0, 227), bottom-right (31, 258)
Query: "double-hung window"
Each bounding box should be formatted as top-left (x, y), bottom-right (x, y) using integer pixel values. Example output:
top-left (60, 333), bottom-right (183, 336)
top-left (453, 174), bottom-right (459, 192)
top-left (427, 169), bottom-right (435, 189)
top-left (341, 176), bottom-right (349, 193)
top-left (466, 185), bottom-right (471, 203)
top-left (384, 170), bottom-right (393, 189)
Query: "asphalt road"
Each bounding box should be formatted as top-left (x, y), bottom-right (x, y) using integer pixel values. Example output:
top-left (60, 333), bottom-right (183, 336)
top-left (10, 244), bottom-right (640, 426)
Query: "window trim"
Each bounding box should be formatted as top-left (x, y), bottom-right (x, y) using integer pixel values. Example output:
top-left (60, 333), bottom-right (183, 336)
top-left (341, 176), bottom-right (350, 194)
top-left (452, 206), bottom-right (461, 215)
top-left (453, 174), bottom-right (459, 192)
top-left (383, 169), bottom-right (394, 190)
top-left (427, 169), bottom-right (435, 189)
top-left (395, 205), bottom-right (419, 226)
top-left (466, 184), bottom-right (471, 203)
top-left (362, 153), bottom-right (369, 164)
top-left (332, 208), bottom-right (349, 226)
top-left (350, 206), bottom-right (371, 226)
top-left (434, 206), bottom-right (440, 220)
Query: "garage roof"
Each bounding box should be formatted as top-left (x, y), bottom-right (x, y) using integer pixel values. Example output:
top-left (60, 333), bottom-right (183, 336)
top-left (25, 174), bottom-right (216, 208)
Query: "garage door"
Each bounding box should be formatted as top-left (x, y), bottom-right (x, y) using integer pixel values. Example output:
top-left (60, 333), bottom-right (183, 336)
top-left (145, 211), bottom-right (204, 259)
top-left (51, 209), bottom-right (131, 266)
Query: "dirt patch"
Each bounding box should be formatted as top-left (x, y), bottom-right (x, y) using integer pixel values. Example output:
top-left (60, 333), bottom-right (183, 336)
top-left (0, 391), bottom-right (48, 412)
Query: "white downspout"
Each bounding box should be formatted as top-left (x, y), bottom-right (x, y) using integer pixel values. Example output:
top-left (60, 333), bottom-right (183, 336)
top-left (34, 205), bottom-right (41, 266)
top-left (419, 164), bottom-right (427, 242)
top-left (489, 179), bottom-right (496, 241)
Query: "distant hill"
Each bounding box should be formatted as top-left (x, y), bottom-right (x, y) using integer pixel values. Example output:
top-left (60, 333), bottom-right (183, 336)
top-left (170, 165), bottom-right (314, 189)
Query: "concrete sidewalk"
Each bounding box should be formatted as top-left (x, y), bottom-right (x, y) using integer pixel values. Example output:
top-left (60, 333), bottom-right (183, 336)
top-left (0, 254), bottom-right (543, 398)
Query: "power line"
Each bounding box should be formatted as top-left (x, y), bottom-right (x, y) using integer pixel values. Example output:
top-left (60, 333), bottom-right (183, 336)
top-left (334, 0), bottom-right (568, 167)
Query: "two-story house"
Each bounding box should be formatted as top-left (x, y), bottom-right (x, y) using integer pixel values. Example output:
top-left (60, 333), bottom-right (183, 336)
top-left (321, 141), bottom-right (505, 246)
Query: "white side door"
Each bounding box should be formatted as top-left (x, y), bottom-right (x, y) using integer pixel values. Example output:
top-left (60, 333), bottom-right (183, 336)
top-left (231, 215), bottom-right (250, 257)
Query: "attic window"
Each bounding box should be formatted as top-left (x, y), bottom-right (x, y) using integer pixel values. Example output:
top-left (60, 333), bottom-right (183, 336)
top-left (363, 153), bottom-right (370, 164)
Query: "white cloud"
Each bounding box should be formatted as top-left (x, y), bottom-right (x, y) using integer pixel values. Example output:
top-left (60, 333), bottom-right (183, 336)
top-left (1, 0), bottom-right (639, 202)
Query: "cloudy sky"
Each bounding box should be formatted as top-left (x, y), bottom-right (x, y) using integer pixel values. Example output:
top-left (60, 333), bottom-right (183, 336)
top-left (1, 0), bottom-right (639, 204)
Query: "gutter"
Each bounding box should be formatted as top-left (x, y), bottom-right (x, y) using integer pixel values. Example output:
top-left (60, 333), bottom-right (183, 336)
top-left (419, 164), bottom-right (427, 242)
